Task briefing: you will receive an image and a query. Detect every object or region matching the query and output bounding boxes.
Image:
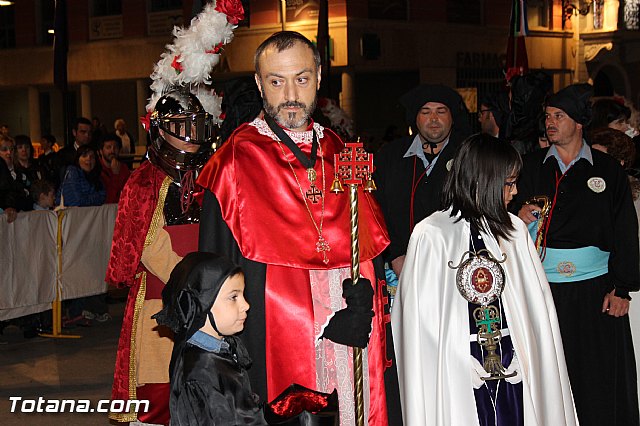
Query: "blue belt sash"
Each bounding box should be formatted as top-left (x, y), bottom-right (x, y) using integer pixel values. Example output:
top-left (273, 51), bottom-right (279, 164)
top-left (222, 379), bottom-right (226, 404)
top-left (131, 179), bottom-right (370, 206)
top-left (542, 246), bottom-right (609, 282)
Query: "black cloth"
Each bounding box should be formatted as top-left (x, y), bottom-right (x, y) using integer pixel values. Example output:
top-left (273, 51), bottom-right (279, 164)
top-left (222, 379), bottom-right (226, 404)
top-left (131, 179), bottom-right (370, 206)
top-left (550, 275), bottom-right (639, 426)
top-left (15, 160), bottom-right (45, 188)
top-left (153, 252), bottom-right (239, 337)
top-left (35, 152), bottom-right (60, 188)
top-left (198, 190), bottom-right (403, 424)
top-left (321, 278), bottom-right (374, 348)
top-left (373, 134), bottom-right (463, 262)
top-left (507, 71), bottom-right (553, 154)
top-left (510, 147), bottom-right (640, 425)
top-left (53, 145), bottom-right (77, 185)
top-left (171, 341), bottom-right (266, 426)
top-left (546, 83), bottom-right (593, 126)
top-left (0, 161), bottom-right (32, 211)
top-left (399, 84), bottom-right (469, 130)
top-left (510, 147), bottom-right (639, 297)
top-left (0, 160), bottom-right (20, 210)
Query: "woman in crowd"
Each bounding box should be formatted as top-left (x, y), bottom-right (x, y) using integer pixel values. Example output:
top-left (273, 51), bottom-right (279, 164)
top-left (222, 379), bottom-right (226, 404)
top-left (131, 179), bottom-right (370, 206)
top-left (57, 144), bottom-right (109, 325)
top-left (14, 134), bottom-right (44, 186)
top-left (0, 135), bottom-right (32, 215)
top-left (57, 144), bottom-right (106, 207)
top-left (391, 133), bottom-right (577, 425)
top-left (590, 98), bottom-right (638, 138)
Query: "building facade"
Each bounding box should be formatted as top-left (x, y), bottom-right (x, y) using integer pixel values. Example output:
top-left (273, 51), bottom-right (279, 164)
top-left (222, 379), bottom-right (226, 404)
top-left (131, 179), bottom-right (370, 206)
top-left (0, 0), bottom-right (638, 145)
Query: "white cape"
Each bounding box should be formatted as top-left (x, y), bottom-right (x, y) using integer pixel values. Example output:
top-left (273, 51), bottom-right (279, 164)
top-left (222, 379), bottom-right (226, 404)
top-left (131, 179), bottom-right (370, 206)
top-left (391, 209), bottom-right (578, 426)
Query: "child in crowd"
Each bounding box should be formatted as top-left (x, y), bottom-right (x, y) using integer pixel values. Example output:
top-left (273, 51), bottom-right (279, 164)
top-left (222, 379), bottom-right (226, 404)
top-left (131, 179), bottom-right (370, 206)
top-left (153, 252), bottom-right (266, 425)
top-left (30, 179), bottom-right (56, 211)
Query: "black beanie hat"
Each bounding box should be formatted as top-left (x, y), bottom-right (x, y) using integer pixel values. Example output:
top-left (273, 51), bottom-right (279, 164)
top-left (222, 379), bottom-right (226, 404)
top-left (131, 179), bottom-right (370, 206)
top-left (399, 84), bottom-right (467, 128)
top-left (546, 83), bottom-right (593, 126)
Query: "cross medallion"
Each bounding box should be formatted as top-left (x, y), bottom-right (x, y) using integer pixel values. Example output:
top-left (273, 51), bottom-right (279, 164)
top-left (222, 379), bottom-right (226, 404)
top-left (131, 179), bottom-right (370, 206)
top-left (474, 305), bottom-right (500, 333)
top-left (334, 142), bottom-right (374, 186)
top-left (316, 235), bottom-right (330, 264)
top-left (306, 184), bottom-right (323, 204)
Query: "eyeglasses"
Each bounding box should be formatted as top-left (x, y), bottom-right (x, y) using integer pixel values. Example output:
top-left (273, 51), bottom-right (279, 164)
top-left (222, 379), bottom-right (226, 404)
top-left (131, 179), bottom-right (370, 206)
top-left (0, 146), bottom-right (14, 152)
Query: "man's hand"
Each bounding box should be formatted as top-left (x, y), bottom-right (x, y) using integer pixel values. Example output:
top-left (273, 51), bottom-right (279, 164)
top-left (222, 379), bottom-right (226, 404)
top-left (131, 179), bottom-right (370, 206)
top-left (4, 207), bottom-right (17, 223)
top-left (602, 289), bottom-right (630, 317)
top-left (517, 204), bottom-right (539, 225)
top-left (391, 255), bottom-right (405, 278)
top-left (110, 157), bottom-right (121, 174)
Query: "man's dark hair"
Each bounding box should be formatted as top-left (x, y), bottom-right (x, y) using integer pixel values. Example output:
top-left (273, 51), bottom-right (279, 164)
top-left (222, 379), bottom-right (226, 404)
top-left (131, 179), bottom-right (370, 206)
top-left (14, 135), bottom-right (34, 160)
top-left (31, 179), bottom-right (55, 203)
top-left (99, 133), bottom-right (123, 150)
top-left (442, 133), bottom-right (522, 241)
top-left (14, 134), bottom-right (32, 148)
top-left (254, 31), bottom-right (321, 75)
top-left (74, 117), bottom-right (92, 131)
top-left (41, 134), bottom-right (56, 145)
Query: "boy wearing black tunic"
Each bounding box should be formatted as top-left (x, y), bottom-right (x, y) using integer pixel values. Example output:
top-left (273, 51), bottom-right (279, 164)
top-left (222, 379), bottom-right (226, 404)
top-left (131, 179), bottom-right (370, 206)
top-left (153, 252), bottom-right (266, 425)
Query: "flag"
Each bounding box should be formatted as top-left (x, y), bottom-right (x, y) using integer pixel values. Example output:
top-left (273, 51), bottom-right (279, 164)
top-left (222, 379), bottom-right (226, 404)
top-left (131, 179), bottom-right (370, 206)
top-left (505, 0), bottom-right (529, 82)
top-left (53, 0), bottom-right (68, 92)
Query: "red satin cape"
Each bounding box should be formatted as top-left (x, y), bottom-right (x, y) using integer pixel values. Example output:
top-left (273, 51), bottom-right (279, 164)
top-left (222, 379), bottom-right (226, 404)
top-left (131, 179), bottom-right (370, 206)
top-left (197, 122), bottom-right (389, 269)
top-left (198, 121), bottom-right (392, 425)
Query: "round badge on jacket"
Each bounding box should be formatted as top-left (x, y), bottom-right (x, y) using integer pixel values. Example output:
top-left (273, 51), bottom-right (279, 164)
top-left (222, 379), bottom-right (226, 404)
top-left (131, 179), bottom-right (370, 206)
top-left (587, 177), bottom-right (606, 193)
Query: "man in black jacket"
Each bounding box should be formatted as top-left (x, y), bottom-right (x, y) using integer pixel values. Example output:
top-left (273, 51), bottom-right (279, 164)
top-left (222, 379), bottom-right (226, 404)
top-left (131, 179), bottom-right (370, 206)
top-left (373, 84), bottom-right (471, 277)
top-left (511, 83), bottom-right (639, 426)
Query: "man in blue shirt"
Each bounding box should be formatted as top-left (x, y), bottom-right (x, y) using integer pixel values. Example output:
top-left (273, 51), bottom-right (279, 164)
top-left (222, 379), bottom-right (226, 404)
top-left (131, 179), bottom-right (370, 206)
top-left (512, 83), bottom-right (640, 426)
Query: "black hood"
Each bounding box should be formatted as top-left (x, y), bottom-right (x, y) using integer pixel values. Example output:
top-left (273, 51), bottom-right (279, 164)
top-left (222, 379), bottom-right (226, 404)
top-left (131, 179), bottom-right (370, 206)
top-left (153, 251), bottom-right (241, 340)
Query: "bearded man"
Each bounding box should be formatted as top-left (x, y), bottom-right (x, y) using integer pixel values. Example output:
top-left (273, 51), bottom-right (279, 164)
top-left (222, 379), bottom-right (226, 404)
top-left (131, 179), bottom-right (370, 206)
top-left (512, 84), bottom-right (639, 426)
top-left (373, 84), bottom-right (471, 277)
top-left (98, 133), bottom-right (130, 204)
top-left (197, 31), bottom-right (401, 426)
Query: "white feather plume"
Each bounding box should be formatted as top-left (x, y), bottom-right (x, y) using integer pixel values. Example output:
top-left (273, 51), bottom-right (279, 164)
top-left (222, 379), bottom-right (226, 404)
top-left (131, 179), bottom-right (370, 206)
top-left (146, 1), bottom-right (239, 121)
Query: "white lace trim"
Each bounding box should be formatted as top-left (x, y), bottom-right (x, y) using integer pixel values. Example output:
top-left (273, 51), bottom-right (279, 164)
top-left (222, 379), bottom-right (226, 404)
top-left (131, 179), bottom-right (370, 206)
top-left (311, 268), bottom-right (370, 426)
top-left (249, 117), bottom-right (325, 144)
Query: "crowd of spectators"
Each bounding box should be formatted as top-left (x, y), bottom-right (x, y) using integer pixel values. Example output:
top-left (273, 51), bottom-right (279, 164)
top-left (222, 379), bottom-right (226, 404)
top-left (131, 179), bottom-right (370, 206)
top-left (0, 116), bottom-right (136, 336)
top-left (0, 116), bottom-right (135, 219)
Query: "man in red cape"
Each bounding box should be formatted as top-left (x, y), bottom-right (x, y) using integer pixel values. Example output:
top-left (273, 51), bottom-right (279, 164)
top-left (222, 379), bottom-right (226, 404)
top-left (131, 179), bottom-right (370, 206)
top-left (106, 90), bottom-right (213, 425)
top-left (197, 31), bottom-right (402, 425)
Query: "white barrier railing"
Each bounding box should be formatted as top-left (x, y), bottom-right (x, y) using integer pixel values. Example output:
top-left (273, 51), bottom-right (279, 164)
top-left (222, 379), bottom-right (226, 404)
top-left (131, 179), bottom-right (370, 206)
top-left (0, 204), bottom-right (117, 322)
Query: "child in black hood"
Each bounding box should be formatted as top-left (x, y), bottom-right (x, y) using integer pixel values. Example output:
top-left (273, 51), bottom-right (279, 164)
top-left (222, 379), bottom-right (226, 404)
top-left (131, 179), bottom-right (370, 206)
top-left (153, 252), bottom-right (266, 425)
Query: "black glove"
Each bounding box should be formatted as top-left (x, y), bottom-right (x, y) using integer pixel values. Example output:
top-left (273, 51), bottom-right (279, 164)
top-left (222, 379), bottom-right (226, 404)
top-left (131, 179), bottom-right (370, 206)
top-left (321, 278), bottom-right (374, 348)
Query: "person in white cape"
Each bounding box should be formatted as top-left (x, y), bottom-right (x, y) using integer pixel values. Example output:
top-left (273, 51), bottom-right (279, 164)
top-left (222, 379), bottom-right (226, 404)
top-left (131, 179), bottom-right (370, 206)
top-left (391, 133), bottom-right (578, 426)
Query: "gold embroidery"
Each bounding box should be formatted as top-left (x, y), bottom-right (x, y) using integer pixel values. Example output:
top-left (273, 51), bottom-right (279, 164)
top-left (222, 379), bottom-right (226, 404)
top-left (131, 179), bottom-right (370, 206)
top-left (144, 177), bottom-right (172, 250)
top-left (109, 178), bottom-right (170, 422)
top-left (109, 272), bottom-right (148, 422)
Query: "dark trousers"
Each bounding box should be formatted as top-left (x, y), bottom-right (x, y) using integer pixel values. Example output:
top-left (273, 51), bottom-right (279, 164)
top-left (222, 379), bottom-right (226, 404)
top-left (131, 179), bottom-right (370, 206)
top-left (551, 274), bottom-right (639, 426)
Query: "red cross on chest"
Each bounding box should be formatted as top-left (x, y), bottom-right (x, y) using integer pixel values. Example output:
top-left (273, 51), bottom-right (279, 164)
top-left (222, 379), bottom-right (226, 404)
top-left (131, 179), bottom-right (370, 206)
top-left (334, 142), bottom-right (373, 186)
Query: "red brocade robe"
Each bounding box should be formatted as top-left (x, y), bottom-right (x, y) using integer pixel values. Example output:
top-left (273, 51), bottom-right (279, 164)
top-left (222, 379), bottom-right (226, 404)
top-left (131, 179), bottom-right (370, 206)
top-left (197, 118), bottom-right (398, 426)
top-left (106, 161), bottom-right (198, 424)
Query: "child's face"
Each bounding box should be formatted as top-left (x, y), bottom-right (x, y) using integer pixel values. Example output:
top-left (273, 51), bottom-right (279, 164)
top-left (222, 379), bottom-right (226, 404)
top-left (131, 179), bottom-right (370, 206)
top-left (209, 273), bottom-right (249, 337)
top-left (39, 190), bottom-right (55, 209)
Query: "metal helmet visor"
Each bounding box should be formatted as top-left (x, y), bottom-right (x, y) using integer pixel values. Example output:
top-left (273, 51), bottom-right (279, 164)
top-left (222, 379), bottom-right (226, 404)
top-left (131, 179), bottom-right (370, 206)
top-left (157, 112), bottom-right (214, 145)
